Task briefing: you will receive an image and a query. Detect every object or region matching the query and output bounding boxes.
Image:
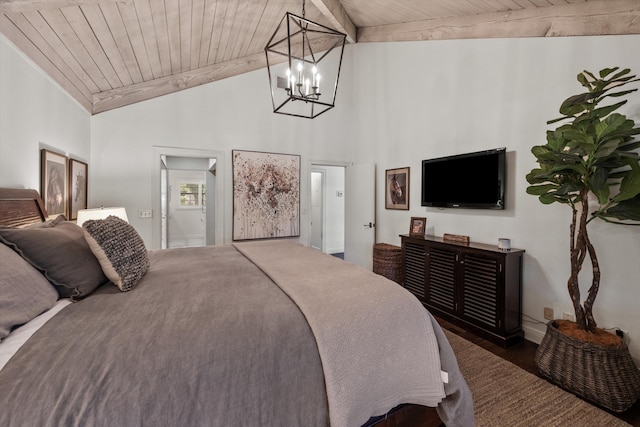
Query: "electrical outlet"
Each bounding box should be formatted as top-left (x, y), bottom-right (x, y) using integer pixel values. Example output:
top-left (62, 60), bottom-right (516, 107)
top-left (562, 312), bottom-right (575, 322)
top-left (543, 307), bottom-right (554, 321)
top-left (138, 209), bottom-right (153, 219)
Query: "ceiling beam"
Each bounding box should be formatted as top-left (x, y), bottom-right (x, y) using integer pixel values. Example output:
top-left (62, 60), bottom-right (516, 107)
top-left (92, 51), bottom-right (269, 114)
top-left (309, 0), bottom-right (356, 43)
top-left (0, 0), bottom-right (128, 14)
top-left (94, 36), bottom-right (344, 114)
top-left (357, 0), bottom-right (640, 42)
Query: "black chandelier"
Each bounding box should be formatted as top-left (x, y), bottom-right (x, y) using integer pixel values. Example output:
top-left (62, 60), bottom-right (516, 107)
top-left (264, 0), bottom-right (347, 119)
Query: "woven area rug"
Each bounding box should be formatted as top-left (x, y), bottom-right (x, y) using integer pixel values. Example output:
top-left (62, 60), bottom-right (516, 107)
top-left (445, 330), bottom-right (631, 426)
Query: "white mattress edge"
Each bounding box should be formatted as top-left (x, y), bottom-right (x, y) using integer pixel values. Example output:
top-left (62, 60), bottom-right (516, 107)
top-left (0, 299), bottom-right (72, 371)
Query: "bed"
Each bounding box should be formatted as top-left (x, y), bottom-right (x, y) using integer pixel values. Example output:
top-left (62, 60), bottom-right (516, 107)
top-left (0, 187), bottom-right (474, 427)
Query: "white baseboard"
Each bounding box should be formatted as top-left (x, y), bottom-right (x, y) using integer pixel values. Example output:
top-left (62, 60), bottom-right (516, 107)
top-left (325, 247), bottom-right (344, 255)
top-left (523, 324), bottom-right (546, 345)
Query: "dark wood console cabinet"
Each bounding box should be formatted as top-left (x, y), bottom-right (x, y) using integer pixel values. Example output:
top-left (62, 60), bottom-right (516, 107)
top-left (400, 234), bottom-right (524, 347)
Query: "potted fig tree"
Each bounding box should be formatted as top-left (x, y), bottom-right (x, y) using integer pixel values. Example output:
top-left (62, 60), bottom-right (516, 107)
top-left (526, 67), bottom-right (640, 412)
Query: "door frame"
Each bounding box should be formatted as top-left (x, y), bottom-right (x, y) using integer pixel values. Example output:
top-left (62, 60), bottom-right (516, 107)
top-left (306, 160), bottom-right (348, 251)
top-left (152, 146), bottom-right (225, 250)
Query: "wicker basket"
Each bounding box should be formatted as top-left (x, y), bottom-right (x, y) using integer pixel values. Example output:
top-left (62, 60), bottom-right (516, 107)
top-left (535, 320), bottom-right (640, 412)
top-left (373, 243), bottom-right (402, 284)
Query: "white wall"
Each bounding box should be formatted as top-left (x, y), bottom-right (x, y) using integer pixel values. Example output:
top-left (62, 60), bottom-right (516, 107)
top-left (356, 36), bottom-right (640, 361)
top-left (0, 34), bottom-right (90, 189)
top-left (89, 46), bottom-right (357, 247)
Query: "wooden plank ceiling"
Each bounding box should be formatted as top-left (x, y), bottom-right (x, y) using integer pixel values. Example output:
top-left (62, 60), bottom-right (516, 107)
top-left (1, 0), bottom-right (639, 115)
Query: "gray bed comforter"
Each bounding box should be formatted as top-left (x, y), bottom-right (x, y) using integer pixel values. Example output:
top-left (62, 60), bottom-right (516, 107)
top-left (0, 243), bottom-right (473, 427)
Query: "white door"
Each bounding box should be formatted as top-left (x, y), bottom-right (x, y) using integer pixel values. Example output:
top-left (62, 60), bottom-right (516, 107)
top-left (310, 171), bottom-right (324, 251)
top-left (168, 170), bottom-right (206, 248)
top-left (345, 163), bottom-right (376, 269)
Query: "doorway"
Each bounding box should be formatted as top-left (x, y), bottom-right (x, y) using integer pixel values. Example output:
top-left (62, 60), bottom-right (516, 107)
top-left (153, 147), bottom-right (224, 251)
top-left (308, 162), bottom-right (376, 269)
top-left (161, 156), bottom-right (216, 249)
top-left (309, 165), bottom-right (345, 257)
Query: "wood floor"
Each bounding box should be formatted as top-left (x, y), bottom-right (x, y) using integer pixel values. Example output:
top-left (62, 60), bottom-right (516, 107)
top-left (437, 317), bottom-right (640, 427)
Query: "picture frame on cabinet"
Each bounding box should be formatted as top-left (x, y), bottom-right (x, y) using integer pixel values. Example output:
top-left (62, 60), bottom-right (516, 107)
top-left (40, 149), bottom-right (68, 218)
top-left (409, 217), bottom-right (426, 237)
top-left (385, 167), bottom-right (409, 210)
top-left (68, 158), bottom-right (88, 220)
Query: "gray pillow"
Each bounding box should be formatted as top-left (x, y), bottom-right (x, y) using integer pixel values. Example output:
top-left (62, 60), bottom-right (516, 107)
top-left (0, 216), bottom-right (109, 300)
top-left (83, 216), bottom-right (149, 292)
top-left (0, 243), bottom-right (59, 339)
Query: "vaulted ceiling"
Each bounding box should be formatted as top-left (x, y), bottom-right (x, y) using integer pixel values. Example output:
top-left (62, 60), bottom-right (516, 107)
top-left (1, 0), bottom-right (639, 115)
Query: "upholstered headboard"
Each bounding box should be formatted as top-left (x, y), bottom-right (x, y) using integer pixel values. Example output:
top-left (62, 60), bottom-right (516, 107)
top-left (0, 188), bottom-right (48, 227)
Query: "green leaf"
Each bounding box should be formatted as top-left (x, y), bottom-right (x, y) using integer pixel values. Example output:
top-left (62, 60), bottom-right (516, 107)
top-left (606, 67), bottom-right (627, 80)
top-left (578, 72), bottom-right (591, 89)
top-left (618, 141), bottom-right (640, 152)
top-left (526, 170), bottom-right (549, 185)
top-left (548, 116), bottom-right (569, 125)
top-left (559, 92), bottom-right (599, 116)
top-left (526, 184), bottom-right (557, 195)
top-left (583, 70), bottom-right (597, 84)
top-left (592, 101), bottom-right (627, 121)
top-left (605, 195), bottom-right (640, 221)
top-left (589, 168), bottom-right (610, 204)
top-left (604, 89), bottom-right (637, 99)
top-left (613, 162), bottom-right (640, 202)
top-left (599, 67), bottom-right (620, 78)
top-left (539, 193), bottom-right (561, 204)
top-left (594, 140), bottom-right (620, 158)
top-left (556, 182), bottom-right (583, 196)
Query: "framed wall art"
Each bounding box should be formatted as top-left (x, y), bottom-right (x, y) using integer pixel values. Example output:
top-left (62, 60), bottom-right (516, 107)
top-left (409, 216), bottom-right (427, 237)
top-left (385, 167), bottom-right (409, 210)
top-left (68, 158), bottom-right (88, 220)
top-left (40, 149), bottom-right (68, 218)
top-left (232, 150), bottom-right (301, 241)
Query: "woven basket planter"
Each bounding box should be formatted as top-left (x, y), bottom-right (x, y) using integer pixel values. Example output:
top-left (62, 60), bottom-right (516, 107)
top-left (373, 243), bottom-right (402, 284)
top-left (535, 320), bottom-right (640, 412)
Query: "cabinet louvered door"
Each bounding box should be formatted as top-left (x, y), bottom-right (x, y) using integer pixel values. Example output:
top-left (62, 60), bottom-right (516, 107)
top-left (400, 235), bottom-right (524, 348)
top-left (425, 247), bottom-right (456, 311)
top-left (403, 241), bottom-right (426, 300)
top-left (460, 253), bottom-right (500, 330)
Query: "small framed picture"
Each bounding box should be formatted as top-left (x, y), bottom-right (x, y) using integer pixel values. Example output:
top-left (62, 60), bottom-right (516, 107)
top-left (41, 149), bottom-right (68, 218)
top-left (410, 216), bottom-right (427, 237)
top-left (68, 158), bottom-right (88, 220)
top-left (385, 167), bottom-right (409, 210)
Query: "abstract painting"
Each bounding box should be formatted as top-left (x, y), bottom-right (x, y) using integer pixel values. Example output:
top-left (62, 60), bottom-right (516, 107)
top-left (232, 150), bottom-right (300, 240)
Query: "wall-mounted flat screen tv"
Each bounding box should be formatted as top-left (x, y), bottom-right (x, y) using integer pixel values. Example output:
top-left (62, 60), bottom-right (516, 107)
top-left (421, 147), bottom-right (506, 209)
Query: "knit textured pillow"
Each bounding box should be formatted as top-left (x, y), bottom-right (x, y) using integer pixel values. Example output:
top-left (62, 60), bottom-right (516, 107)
top-left (82, 216), bottom-right (149, 292)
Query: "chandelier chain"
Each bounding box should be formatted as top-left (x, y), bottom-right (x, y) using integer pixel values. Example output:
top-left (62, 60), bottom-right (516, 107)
top-left (302, 0), bottom-right (305, 19)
